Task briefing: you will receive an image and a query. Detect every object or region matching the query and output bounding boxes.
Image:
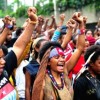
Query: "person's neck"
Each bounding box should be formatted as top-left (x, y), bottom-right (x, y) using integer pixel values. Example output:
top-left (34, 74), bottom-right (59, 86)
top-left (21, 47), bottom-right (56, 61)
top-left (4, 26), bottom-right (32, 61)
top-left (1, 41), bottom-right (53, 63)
top-left (50, 70), bottom-right (61, 84)
top-left (88, 68), bottom-right (96, 78)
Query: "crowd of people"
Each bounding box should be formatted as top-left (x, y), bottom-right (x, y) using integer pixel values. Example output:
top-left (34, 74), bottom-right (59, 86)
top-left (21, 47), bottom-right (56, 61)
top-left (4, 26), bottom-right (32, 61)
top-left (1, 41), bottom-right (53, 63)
top-left (0, 6), bottom-right (100, 100)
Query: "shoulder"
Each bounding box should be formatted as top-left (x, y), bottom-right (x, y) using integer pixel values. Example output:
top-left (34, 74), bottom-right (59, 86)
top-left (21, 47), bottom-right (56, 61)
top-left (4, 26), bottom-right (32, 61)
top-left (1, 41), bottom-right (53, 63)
top-left (74, 71), bottom-right (89, 89)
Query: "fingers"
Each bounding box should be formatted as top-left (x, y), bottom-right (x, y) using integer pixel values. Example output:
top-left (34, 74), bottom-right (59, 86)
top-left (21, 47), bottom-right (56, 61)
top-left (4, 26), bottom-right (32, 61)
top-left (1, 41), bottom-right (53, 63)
top-left (60, 13), bottom-right (65, 20)
top-left (27, 7), bottom-right (37, 14)
top-left (66, 19), bottom-right (77, 29)
top-left (72, 12), bottom-right (81, 19)
top-left (83, 16), bottom-right (87, 24)
top-left (72, 12), bottom-right (87, 28)
top-left (27, 7), bottom-right (38, 22)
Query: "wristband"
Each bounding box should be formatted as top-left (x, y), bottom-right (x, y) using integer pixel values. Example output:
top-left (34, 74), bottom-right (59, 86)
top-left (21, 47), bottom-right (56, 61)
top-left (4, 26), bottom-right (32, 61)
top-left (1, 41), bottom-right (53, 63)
top-left (29, 20), bottom-right (37, 25)
top-left (5, 24), bottom-right (13, 30)
top-left (77, 29), bottom-right (85, 35)
top-left (80, 29), bottom-right (85, 34)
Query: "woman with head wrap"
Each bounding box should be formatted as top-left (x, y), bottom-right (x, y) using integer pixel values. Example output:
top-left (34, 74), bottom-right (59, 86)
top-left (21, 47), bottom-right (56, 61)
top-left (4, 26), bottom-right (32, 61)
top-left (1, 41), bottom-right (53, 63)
top-left (32, 12), bottom-right (86, 100)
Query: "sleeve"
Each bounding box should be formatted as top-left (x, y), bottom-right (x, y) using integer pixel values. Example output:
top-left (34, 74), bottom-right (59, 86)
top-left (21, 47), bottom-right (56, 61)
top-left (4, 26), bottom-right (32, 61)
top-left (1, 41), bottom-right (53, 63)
top-left (73, 79), bottom-right (86, 100)
top-left (51, 30), bottom-right (61, 41)
top-left (4, 50), bottom-right (17, 77)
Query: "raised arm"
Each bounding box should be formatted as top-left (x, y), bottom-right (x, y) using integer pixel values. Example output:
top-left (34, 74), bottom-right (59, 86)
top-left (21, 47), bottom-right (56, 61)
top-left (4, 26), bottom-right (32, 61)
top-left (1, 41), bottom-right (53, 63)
top-left (42, 18), bottom-right (49, 32)
top-left (57, 13), bottom-right (65, 27)
top-left (49, 15), bottom-right (57, 29)
top-left (61, 19), bottom-right (77, 49)
top-left (0, 16), bottom-right (14, 45)
top-left (65, 12), bottom-right (86, 73)
top-left (12, 7), bottom-right (38, 61)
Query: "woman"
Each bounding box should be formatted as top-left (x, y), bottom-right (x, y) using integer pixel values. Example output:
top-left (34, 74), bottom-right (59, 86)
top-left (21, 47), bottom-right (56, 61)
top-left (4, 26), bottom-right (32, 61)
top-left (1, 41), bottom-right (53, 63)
top-left (73, 45), bottom-right (100, 100)
top-left (32, 12), bottom-right (86, 100)
top-left (25, 37), bottom-right (47, 100)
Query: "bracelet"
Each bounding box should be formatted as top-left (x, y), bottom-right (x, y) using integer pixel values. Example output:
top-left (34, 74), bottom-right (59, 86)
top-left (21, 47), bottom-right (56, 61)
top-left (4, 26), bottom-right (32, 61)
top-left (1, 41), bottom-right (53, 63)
top-left (80, 29), bottom-right (85, 34)
top-left (29, 20), bottom-right (37, 25)
top-left (77, 29), bottom-right (85, 35)
top-left (5, 24), bottom-right (13, 30)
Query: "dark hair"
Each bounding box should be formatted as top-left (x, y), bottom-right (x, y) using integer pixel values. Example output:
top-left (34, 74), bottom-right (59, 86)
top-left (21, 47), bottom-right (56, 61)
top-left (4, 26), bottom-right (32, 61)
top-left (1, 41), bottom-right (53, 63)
top-left (38, 41), bottom-right (63, 62)
top-left (84, 45), bottom-right (100, 63)
top-left (34, 39), bottom-right (47, 59)
top-left (0, 45), bottom-right (8, 55)
top-left (15, 27), bottom-right (23, 37)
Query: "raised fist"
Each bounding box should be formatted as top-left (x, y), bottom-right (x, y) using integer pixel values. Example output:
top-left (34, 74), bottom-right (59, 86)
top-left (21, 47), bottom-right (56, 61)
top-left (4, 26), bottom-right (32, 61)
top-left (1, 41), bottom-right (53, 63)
top-left (66, 19), bottom-right (77, 29)
top-left (72, 12), bottom-right (86, 24)
top-left (59, 13), bottom-right (65, 21)
top-left (27, 7), bottom-right (38, 22)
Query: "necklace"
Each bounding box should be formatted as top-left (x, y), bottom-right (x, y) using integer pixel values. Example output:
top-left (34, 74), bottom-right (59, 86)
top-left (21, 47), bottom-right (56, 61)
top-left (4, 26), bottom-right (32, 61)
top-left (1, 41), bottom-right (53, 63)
top-left (47, 69), bottom-right (64, 90)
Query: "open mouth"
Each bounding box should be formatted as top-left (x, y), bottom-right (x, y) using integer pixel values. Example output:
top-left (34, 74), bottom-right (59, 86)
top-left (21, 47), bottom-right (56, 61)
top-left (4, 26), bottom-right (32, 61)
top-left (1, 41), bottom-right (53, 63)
top-left (57, 63), bottom-right (65, 67)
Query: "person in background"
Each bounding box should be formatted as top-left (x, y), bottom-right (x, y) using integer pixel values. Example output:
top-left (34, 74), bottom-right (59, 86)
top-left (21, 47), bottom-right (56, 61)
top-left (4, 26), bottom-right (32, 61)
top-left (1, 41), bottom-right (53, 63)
top-left (24, 37), bottom-right (47, 100)
top-left (0, 6), bottom-right (38, 100)
top-left (73, 45), bottom-right (100, 100)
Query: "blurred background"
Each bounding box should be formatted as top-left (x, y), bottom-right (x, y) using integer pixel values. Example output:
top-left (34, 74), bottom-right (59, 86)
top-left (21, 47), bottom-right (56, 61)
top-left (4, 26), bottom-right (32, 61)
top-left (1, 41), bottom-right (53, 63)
top-left (0, 0), bottom-right (100, 31)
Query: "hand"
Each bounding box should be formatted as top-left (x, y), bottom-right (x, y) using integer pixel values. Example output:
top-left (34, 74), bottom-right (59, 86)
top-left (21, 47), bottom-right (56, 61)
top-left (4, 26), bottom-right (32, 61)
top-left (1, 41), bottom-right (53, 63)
top-left (59, 13), bottom-right (65, 21)
top-left (2, 15), bottom-right (13, 26)
top-left (45, 18), bottom-right (49, 23)
top-left (66, 19), bottom-right (77, 29)
top-left (38, 15), bottom-right (44, 24)
top-left (72, 12), bottom-right (87, 29)
top-left (72, 12), bottom-right (84, 23)
top-left (51, 15), bottom-right (55, 20)
top-left (27, 7), bottom-right (38, 22)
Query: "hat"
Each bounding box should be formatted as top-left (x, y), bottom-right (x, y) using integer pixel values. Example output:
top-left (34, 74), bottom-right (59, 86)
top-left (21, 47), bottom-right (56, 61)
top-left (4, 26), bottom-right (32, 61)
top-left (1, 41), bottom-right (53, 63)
top-left (86, 36), bottom-right (96, 45)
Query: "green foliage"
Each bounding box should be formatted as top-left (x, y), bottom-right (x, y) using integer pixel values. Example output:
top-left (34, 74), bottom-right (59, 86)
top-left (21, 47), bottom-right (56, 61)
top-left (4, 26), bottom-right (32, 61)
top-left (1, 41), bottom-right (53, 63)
top-left (15, 6), bottom-right (28, 18)
top-left (56, 0), bottom-right (100, 12)
top-left (0, 0), bottom-right (5, 10)
top-left (0, 0), bottom-right (99, 18)
top-left (35, 0), bottom-right (54, 15)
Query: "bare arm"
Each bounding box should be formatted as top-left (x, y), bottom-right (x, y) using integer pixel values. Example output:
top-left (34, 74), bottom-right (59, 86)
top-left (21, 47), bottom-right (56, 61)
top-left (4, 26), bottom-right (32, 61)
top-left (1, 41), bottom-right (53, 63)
top-left (0, 16), bottom-right (13, 45)
top-left (12, 7), bottom-right (38, 61)
top-left (65, 12), bottom-right (86, 73)
top-left (61, 19), bottom-right (77, 49)
top-left (35, 15), bottom-right (44, 35)
top-left (42, 18), bottom-right (49, 32)
top-left (57, 13), bottom-right (65, 27)
top-left (25, 71), bottom-right (31, 100)
top-left (0, 28), bottom-right (9, 45)
top-left (49, 15), bottom-right (57, 29)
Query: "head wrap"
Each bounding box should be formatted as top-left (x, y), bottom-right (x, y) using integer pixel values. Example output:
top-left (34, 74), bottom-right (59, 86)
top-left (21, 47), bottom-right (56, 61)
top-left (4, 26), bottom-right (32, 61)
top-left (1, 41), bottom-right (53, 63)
top-left (49, 47), bottom-right (64, 59)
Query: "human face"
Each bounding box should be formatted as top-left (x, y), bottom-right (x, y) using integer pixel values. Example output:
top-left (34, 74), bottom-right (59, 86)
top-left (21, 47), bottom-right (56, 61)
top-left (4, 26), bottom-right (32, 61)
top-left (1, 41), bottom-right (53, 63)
top-left (90, 56), bottom-right (100, 75)
top-left (86, 30), bottom-right (93, 37)
top-left (6, 31), bottom-right (12, 41)
top-left (48, 52), bottom-right (65, 74)
top-left (84, 38), bottom-right (90, 53)
top-left (0, 49), bottom-right (6, 75)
